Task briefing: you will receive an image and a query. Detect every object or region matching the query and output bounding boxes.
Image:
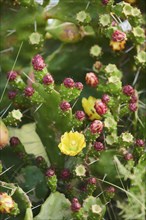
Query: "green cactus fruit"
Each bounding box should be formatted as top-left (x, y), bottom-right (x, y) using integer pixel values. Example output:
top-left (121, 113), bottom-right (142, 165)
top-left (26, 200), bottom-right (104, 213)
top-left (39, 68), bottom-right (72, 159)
top-left (46, 22), bottom-right (84, 43)
top-left (0, 120), bottom-right (9, 149)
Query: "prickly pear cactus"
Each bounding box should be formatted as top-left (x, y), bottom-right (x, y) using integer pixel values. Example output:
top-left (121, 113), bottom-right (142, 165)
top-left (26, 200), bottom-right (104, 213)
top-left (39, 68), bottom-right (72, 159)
top-left (0, 0), bottom-right (146, 220)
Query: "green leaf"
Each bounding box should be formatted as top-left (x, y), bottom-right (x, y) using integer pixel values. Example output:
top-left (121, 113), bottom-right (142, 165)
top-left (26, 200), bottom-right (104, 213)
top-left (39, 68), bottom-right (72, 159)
top-left (34, 192), bottom-right (71, 220)
top-left (15, 166), bottom-right (48, 202)
top-left (8, 123), bottom-right (50, 165)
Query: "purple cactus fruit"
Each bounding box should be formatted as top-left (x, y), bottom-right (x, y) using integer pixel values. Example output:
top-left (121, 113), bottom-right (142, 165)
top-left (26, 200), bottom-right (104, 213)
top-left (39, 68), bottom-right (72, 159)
top-left (88, 177), bottom-right (97, 185)
top-left (7, 71), bottom-right (18, 81)
top-left (45, 168), bottom-right (55, 177)
top-left (94, 100), bottom-right (108, 115)
top-left (136, 139), bottom-right (145, 147)
top-left (61, 169), bottom-right (70, 180)
top-left (90, 120), bottom-right (103, 134)
top-left (74, 82), bottom-right (83, 90)
top-left (129, 103), bottom-right (137, 112)
top-left (8, 90), bottom-right (17, 99)
top-left (102, 94), bottom-right (110, 104)
top-left (24, 87), bottom-right (35, 97)
top-left (43, 74), bottom-right (54, 85)
top-left (63, 78), bottom-right (74, 88)
top-left (122, 85), bottom-right (134, 96)
top-left (124, 153), bottom-right (133, 161)
top-left (60, 101), bottom-right (71, 111)
top-left (32, 54), bottom-right (46, 71)
top-left (71, 198), bottom-right (81, 212)
top-left (93, 141), bottom-right (105, 151)
top-left (10, 137), bottom-right (20, 146)
top-left (75, 111), bottom-right (85, 121)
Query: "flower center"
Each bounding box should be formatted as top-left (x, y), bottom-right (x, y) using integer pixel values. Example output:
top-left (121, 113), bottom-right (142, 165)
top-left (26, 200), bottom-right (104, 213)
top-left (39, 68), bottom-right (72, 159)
top-left (71, 140), bottom-right (77, 146)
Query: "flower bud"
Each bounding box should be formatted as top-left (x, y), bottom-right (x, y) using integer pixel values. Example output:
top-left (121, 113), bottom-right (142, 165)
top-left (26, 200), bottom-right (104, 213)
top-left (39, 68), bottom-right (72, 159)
top-left (8, 90), bottom-right (17, 99)
top-left (45, 168), bottom-right (55, 177)
top-left (85, 72), bottom-right (99, 87)
top-left (63, 78), bottom-right (74, 88)
top-left (135, 139), bottom-right (145, 147)
top-left (74, 82), bottom-right (83, 90)
top-left (88, 177), bottom-right (97, 185)
top-left (90, 120), bottom-right (103, 134)
top-left (61, 169), bottom-right (70, 180)
top-left (102, 0), bottom-right (110, 5)
top-left (10, 137), bottom-right (20, 146)
top-left (94, 100), bottom-right (108, 115)
top-left (36, 156), bottom-right (45, 163)
top-left (130, 93), bottom-right (138, 103)
top-left (7, 71), bottom-right (18, 81)
top-left (71, 198), bottom-right (81, 212)
top-left (24, 87), bottom-right (35, 97)
top-left (112, 30), bottom-right (126, 42)
top-left (75, 111), bottom-right (85, 121)
top-left (93, 141), bottom-right (105, 151)
top-left (124, 153), bottom-right (133, 160)
top-left (32, 54), bottom-right (46, 71)
top-left (60, 101), bottom-right (71, 111)
top-left (129, 103), bottom-right (137, 112)
top-left (43, 74), bottom-right (54, 85)
top-left (93, 61), bottom-right (102, 71)
top-left (123, 85), bottom-right (134, 96)
top-left (106, 186), bottom-right (116, 199)
top-left (101, 94), bottom-right (110, 104)
top-left (106, 186), bottom-right (115, 193)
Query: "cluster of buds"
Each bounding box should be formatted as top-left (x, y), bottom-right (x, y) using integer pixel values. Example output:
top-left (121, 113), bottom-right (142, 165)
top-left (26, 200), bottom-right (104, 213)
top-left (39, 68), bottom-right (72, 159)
top-left (60, 77), bottom-right (83, 102)
top-left (122, 85), bottom-right (138, 112)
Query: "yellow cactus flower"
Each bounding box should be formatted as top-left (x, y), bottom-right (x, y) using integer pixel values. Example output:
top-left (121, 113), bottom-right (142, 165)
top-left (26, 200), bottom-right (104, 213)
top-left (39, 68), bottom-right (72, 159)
top-left (58, 131), bottom-right (86, 156)
top-left (82, 96), bottom-right (101, 120)
top-left (110, 40), bottom-right (126, 51)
